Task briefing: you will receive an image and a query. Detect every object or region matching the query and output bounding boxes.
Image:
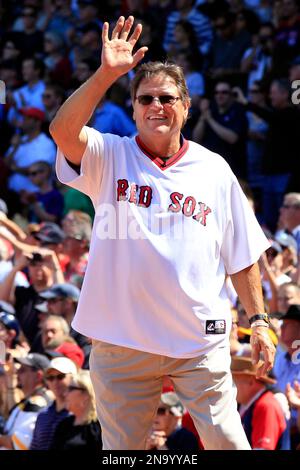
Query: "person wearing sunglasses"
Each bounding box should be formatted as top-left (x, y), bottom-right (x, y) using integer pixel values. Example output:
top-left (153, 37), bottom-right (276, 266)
top-left (51, 16), bottom-right (274, 450)
top-left (145, 392), bottom-right (198, 451)
top-left (50, 370), bottom-right (101, 450)
top-left (30, 356), bottom-right (77, 450)
top-left (23, 161), bottom-right (64, 224)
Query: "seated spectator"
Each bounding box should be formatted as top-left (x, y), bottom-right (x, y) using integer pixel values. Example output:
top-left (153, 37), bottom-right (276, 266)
top-left (62, 211), bottom-right (91, 288)
top-left (163, 0), bottom-right (212, 57)
top-left (38, 283), bottom-right (91, 368)
top-left (232, 356), bottom-right (290, 450)
top-left (7, 57), bottom-right (46, 127)
top-left (30, 356), bottom-right (77, 450)
top-left (193, 80), bottom-right (248, 179)
top-left (44, 31), bottom-right (72, 88)
top-left (5, 107), bottom-right (56, 194)
top-left (21, 162), bottom-right (64, 224)
top-left (41, 84), bottom-right (65, 131)
top-left (34, 222), bottom-right (69, 271)
top-left (274, 305), bottom-right (300, 448)
top-left (276, 282), bottom-right (300, 315)
top-left (0, 249), bottom-right (63, 347)
top-left (0, 353), bottom-right (51, 450)
top-left (241, 22), bottom-right (274, 89)
top-left (279, 193), bottom-right (300, 255)
top-left (51, 369), bottom-right (102, 450)
top-left (209, 11), bottom-right (252, 80)
top-left (40, 315), bottom-right (70, 352)
top-left (145, 392), bottom-right (199, 451)
top-left (12, 6), bottom-right (44, 58)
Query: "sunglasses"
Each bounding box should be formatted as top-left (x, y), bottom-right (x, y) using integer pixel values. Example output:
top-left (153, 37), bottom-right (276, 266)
top-left (68, 385), bottom-right (86, 392)
top-left (28, 169), bottom-right (45, 176)
top-left (135, 95), bottom-right (181, 106)
top-left (45, 373), bottom-right (66, 381)
top-left (42, 93), bottom-right (53, 99)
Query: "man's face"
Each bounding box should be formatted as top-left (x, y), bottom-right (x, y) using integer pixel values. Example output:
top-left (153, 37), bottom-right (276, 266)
top-left (132, 74), bottom-right (189, 142)
top-left (280, 319), bottom-right (300, 351)
top-left (47, 297), bottom-right (68, 316)
top-left (152, 403), bottom-right (178, 434)
top-left (45, 370), bottom-right (73, 400)
top-left (214, 83), bottom-right (232, 108)
top-left (17, 364), bottom-right (39, 391)
top-left (279, 197), bottom-right (300, 230)
top-left (22, 59), bottom-right (36, 83)
top-left (278, 285), bottom-right (300, 313)
top-left (41, 318), bottom-right (65, 348)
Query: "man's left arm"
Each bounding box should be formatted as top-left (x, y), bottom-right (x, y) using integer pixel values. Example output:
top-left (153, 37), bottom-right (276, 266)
top-left (230, 262), bottom-right (276, 378)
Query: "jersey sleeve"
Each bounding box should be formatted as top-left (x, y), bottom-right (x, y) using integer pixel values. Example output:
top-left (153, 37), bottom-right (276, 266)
top-left (55, 126), bottom-right (106, 204)
top-left (220, 175), bottom-right (270, 275)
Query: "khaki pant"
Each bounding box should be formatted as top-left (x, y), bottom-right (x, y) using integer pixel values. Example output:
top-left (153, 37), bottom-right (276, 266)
top-left (89, 340), bottom-right (251, 450)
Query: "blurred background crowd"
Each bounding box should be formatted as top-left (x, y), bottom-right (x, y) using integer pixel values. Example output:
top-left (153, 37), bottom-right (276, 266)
top-left (1, 0), bottom-right (300, 451)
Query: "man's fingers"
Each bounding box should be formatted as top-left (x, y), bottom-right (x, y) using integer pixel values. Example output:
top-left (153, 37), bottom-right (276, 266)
top-left (132, 47), bottom-right (148, 67)
top-left (128, 23), bottom-right (143, 47)
top-left (102, 22), bottom-right (109, 43)
top-left (119, 16), bottom-right (134, 40)
top-left (111, 16), bottom-right (125, 39)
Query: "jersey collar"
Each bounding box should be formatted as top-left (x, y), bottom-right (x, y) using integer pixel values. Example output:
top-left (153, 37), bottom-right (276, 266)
top-left (135, 134), bottom-right (189, 170)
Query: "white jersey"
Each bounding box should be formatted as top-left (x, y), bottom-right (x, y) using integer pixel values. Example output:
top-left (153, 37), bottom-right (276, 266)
top-left (56, 127), bottom-right (269, 358)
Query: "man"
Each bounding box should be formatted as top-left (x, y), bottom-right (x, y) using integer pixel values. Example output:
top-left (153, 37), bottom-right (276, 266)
top-left (235, 83), bottom-right (300, 231)
top-left (50, 16), bottom-right (275, 450)
top-left (5, 106), bottom-right (56, 194)
top-left (30, 356), bottom-right (77, 450)
top-left (0, 353), bottom-right (51, 450)
top-left (279, 193), bottom-right (300, 255)
top-left (273, 304), bottom-right (300, 447)
top-left (192, 80), bottom-right (248, 179)
top-left (231, 356), bottom-right (290, 450)
top-left (38, 283), bottom-right (91, 368)
top-left (145, 391), bottom-right (198, 451)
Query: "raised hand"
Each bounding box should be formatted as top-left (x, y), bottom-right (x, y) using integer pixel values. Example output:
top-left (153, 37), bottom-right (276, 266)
top-left (101, 16), bottom-right (148, 77)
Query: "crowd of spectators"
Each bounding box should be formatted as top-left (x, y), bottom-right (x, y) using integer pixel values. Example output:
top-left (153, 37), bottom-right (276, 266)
top-left (1, 0), bottom-right (300, 451)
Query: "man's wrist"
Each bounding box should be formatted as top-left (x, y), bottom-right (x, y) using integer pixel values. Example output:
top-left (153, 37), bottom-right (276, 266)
top-left (248, 314), bottom-right (270, 326)
top-left (251, 321), bottom-right (269, 328)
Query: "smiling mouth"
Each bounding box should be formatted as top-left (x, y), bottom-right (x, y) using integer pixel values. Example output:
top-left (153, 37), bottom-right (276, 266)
top-left (148, 116), bottom-right (167, 121)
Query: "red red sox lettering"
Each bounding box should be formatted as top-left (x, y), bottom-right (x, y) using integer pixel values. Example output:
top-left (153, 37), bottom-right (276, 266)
top-left (117, 179), bottom-right (211, 226)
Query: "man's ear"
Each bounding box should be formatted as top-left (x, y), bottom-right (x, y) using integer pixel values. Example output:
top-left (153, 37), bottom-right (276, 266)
top-left (132, 111), bottom-right (136, 121)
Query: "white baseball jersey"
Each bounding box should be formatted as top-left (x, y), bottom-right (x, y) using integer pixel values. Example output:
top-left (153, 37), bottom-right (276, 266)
top-left (56, 127), bottom-right (269, 358)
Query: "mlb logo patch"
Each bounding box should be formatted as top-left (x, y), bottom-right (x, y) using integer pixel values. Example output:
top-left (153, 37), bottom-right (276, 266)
top-left (205, 320), bottom-right (226, 334)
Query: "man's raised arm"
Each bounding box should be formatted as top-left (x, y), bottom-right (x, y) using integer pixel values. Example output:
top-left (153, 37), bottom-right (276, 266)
top-left (49, 16), bottom-right (148, 165)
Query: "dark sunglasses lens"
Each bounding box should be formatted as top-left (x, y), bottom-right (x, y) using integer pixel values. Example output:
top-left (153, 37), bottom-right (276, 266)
top-left (138, 95), bottom-right (153, 105)
top-left (46, 373), bottom-right (66, 381)
top-left (159, 95), bottom-right (173, 104)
